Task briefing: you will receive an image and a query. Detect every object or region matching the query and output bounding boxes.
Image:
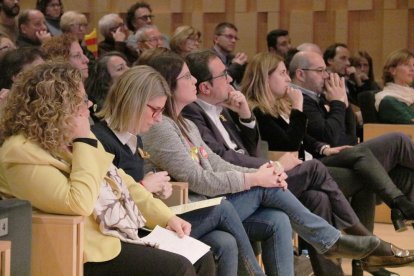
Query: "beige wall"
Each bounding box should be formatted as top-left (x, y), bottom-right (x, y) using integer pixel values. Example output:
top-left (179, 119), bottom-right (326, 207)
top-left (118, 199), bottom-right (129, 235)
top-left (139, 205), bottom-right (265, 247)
top-left (22, 0), bottom-right (414, 84)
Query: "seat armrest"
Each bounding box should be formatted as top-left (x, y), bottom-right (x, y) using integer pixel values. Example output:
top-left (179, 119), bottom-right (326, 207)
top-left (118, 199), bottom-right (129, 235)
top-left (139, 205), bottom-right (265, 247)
top-left (0, 241), bottom-right (11, 276)
top-left (267, 151), bottom-right (298, 161)
top-left (161, 182), bottom-right (189, 206)
top-left (363, 123), bottom-right (414, 141)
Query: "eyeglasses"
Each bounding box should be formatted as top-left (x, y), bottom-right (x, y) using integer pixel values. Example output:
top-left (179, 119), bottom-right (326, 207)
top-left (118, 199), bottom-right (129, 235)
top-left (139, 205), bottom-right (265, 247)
top-left (147, 104), bottom-right (165, 118)
top-left (70, 23), bottom-right (88, 29)
top-left (136, 15), bottom-right (154, 21)
top-left (177, 72), bottom-right (192, 81)
top-left (300, 68), bottom-right (329, 74)
top-left (207, 70), bottom-right (228, 81)
top-left (109, 23), bottom-right (125, 33)
top-left (218, 34), bottom-right (239, 41)
top-left (145, 36), bottom-right (163, 43)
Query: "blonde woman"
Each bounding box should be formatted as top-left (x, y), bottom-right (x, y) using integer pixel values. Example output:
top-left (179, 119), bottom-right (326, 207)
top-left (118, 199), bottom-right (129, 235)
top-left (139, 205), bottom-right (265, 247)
top-left (170, 25), bottom-right (201, 57)
top-left (0, 62), bottom-right (215, 275)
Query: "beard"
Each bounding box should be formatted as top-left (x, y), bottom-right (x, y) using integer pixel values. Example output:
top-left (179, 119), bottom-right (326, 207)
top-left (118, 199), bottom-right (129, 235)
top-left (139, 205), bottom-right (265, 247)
top-left (2, 3), bottom-right (20, 17)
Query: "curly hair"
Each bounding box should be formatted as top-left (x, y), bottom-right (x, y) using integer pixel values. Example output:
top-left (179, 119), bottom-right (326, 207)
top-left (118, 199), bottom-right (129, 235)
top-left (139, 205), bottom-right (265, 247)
top-left (41, 33), bottom-right (77, 60)
top-left (0, 62), bottom-right (84, 154)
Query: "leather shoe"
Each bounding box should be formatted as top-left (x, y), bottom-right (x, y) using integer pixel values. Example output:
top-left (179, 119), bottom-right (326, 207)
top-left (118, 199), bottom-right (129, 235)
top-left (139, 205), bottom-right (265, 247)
top-left (324, 234), bottom-right (380, 260)
top-left (359, 244), bottom-right (414, 268)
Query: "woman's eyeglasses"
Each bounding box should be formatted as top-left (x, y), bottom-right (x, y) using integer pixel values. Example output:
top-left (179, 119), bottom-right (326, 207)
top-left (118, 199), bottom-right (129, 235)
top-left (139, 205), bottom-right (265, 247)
top-left (147, 104), bottom-right (165, 118)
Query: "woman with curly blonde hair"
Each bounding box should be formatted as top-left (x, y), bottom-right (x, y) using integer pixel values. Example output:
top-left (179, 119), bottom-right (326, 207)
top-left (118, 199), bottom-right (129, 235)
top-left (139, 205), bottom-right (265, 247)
top-left (0, 61), bottom-right (218, 275)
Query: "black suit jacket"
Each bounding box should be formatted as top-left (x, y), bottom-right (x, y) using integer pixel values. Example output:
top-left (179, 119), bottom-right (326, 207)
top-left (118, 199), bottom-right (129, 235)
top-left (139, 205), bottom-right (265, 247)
top-left (182, 102), bottom-right (267, 168)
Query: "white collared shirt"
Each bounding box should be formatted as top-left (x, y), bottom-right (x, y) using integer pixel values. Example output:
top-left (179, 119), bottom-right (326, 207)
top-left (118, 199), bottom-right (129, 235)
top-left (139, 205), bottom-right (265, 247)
top-left (106, 119), bottom-right (138, 154)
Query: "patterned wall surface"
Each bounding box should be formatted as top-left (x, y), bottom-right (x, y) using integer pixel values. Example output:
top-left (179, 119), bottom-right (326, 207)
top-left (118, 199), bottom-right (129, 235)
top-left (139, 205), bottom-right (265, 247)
top-left (22, 0), bottom-right (414, 83)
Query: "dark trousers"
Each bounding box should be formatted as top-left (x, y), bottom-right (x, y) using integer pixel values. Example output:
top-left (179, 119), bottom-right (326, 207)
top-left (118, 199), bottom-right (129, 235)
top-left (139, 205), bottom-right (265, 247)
top-left (84, 241), bottom-right (215, 276)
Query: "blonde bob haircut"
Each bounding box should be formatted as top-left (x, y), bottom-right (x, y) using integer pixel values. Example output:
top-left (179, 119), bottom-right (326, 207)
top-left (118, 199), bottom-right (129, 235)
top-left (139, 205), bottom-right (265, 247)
top-left (0, 61), bottom-right (84, 153)
top-left (170, 25), bottom-right (201, 56)
top-left (60, 11), bottom-right (88, 33)
top-left (241, 52), bottom-right (291, 118)
top-left (382, 49), bottom-right (414, 84)
top-left (98, 65), bottom-right (171, 133)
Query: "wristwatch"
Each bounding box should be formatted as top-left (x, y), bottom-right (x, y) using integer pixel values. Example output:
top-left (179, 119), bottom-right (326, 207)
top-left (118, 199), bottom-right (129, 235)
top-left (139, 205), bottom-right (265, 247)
top-left (239, 114), bottom-right (256, 123)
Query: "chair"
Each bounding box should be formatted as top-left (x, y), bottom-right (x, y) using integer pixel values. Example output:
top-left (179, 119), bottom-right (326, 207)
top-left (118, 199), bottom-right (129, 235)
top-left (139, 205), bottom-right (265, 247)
top-left (161, 182), bottom-right (189, 206)
top-left (0, 240), bottom-right (11, 276)
top-left (0, 199), bottom-right (31, 276)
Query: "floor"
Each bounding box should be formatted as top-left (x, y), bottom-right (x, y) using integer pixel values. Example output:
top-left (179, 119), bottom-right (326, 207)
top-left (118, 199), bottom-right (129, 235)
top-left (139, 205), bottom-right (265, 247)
top-left (341, 223), bottom-right (414, 276)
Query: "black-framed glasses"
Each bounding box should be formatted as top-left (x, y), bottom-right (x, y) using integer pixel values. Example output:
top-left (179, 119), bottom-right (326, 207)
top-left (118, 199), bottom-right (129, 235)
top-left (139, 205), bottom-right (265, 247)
top-left (218, 34), bottom-right (239, 41)
top-left (177, 72), bottom-right (192, 81)
top-left (207, 70), bottom-right (228, 81)
top-left (147, 104), bottom-right (165, 118)
top-left (300, 68), bottom-right (329, 74)
top-left (137, 15), bottom-right (154, 21)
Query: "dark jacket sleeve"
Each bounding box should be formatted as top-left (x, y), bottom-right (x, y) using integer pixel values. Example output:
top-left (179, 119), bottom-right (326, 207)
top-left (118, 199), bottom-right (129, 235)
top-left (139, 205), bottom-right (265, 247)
top-left (303, 94), bottom-right (357, 146)
top-left (378, 96), bottom-right (414, 124)
top-left (182, 103), bottom-right (267, 168)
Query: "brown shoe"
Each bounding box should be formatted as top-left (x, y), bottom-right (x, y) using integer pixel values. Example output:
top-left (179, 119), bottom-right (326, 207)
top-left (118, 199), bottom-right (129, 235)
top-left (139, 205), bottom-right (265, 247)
top-left (360, 244), bottom-right (414, 268)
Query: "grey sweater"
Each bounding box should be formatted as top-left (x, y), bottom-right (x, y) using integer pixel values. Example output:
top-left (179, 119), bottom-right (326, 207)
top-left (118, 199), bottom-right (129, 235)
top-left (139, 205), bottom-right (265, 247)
top-left (142, 116), bottom-right (254, 199)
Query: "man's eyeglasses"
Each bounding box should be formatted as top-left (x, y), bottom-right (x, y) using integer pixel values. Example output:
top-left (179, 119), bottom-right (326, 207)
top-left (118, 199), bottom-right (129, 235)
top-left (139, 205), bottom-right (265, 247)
top-left (145, 36), bottom-right (163, 43)
top-left (137, 15), bottom-right (154, 21)
top-left (147, 104), bottom-right (165, 118)
top-left (218, 34), bottom-right (239, 41)
top-left (177, 72), bottom-right (192, 81)
top-left (300, 68), bottom-right (329, 74)
top-left (207, 70), bottom-right (228, 82)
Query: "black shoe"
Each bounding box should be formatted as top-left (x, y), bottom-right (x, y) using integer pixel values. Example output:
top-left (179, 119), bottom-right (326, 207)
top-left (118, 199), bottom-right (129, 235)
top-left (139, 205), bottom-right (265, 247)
top-left (391, 196), bottom-right (414, 232)
top-left (324, 234), bottom-right (380, 260)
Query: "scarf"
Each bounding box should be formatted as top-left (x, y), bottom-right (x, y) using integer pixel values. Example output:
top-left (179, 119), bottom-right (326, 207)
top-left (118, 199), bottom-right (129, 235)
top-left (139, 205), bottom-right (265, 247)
top-left (375, 82), bottom-right (414, 111)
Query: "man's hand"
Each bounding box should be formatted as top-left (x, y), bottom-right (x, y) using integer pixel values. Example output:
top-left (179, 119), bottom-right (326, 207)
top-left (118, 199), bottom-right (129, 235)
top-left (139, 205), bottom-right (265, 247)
top-left (324, 73), bottom-right (348, 107)
top-left (36, 30), bottom-right (51, 43)
top-left (220, 89), bottom-right (252, 119)
top-left (232, 52), bottom-right (248, 65)
top-left (276, 152), bottom-right (303, 172)
top-left (112, 26), bottom-right (126, 42)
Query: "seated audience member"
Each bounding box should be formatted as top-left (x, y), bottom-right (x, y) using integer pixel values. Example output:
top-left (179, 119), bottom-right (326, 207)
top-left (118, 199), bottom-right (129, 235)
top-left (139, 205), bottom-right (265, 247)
top-left (349, 50), bottom-right (381, 94)
top-left (60, 11), bottom-right (95, 63)
top-left (16, 9), bottom-right (50, 47)
top-left (141, 52), bottom-right (407, 276)
top-left (212, 22), bottom-right (247, 85)
top-left (267, 29), bottom-right (292, 58)
top-left (296, 42), bottom-right (322, 55)
top-left (0, 61), bottom-right (215, 276)
top-left (0, 47), bottom-right (45, 90)
top-left (98, 13), bottom-right (137, 64)
top-left (134, 46), bottom-right (169, 66)
top-left (375, 49), bottom-right (414, 124)
top-left (289, 50), bottom-right (414, 232)
top-left (0, 0), bottom-right (20, 43)
top-left (35, 0), bottom-right (63, 36)
top-left (42, 33), bottom-right (89, 81)
top-left (85, 51), bottom-right (129, 121)
top-left (91, 65), bottom-right (267, 276)
top-left (170, 25), bottom-right (201, 58)
top-left (0, 34), bottom-right (15, 56)
top-left (134, 24), bottom-right (164, 55)
top-left (242, 51), bottom-right (414, 275)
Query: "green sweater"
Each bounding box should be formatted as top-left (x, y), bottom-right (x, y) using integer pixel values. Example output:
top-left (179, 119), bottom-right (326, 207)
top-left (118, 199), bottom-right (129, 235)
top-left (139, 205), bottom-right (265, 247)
top-left (378, 96), bottom-right (414, 124)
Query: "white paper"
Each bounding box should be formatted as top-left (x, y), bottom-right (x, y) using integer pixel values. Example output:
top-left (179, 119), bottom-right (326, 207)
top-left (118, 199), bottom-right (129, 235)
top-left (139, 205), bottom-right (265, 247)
top-left (141, 225), bottom-right (210, 264)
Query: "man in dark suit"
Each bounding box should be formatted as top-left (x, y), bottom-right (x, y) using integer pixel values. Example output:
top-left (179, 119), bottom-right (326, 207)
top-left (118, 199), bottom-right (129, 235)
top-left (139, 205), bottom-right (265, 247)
top-left (183, 50), bottom-right (377, 275)
top-left (211, 22), bottom-right (247, 85)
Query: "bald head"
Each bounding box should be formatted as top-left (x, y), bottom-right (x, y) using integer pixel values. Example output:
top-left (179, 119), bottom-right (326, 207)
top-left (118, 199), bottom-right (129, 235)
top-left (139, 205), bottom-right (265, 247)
top-left (297, 43), bottom-right (322, 55)
top-left (290, 51), bottom-right (328, 94)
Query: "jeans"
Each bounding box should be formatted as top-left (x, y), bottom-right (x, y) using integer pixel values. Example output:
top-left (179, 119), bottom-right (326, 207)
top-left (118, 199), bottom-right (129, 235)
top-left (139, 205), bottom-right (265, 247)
top-left (179, 199), bottom-right (265, 276)
top-left (243, 207), bottom-right (293, 276)
top-left (227, 187), bottom-right (341, 254)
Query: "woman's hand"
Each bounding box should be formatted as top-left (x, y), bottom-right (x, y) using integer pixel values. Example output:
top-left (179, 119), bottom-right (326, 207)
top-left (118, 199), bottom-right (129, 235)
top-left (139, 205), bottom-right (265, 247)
top-left (71, 114), bottom-right (91, 140)
top-left (245, 163), bottom-right (288, 190)
top-left (324, 145), bottom-right (353, 156)
top-left (285, 87), bottom-right (303, 111)
top-left (166, 216), bottom-right (191, 238)
top-left (142, 171), bottom-right (171, 198)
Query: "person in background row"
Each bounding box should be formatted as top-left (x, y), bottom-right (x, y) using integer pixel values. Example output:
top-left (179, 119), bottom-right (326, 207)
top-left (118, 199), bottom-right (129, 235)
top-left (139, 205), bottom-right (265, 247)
top-left (60, 10), bottom-right (95, 64)
top-left (0, 34), bottom-right (15, 56)
top-left (375, 49), bottom-right (414, 124)
top-left (97, 13), bottom-right (137, 64)
top-left (267, 29), bottom-right (292, 58)
top-left (35, 0), bottom-right (63, 36)
top-left (0, 0), bottom-right (20, 42)
top-left (349, 50), bottom-right (381, 94)
top-left (212, 22), bottom-right (247, 86)
top-left (170, 25), bottom-right (201, 58)
top-left (42, 33), bottom-right (89, 81)
top-left (0, 61), bottom-right (216, 276)
top-left (16, 9), bottom-right (50, 47)
top-left (85, 51), bottom-right (129, 122)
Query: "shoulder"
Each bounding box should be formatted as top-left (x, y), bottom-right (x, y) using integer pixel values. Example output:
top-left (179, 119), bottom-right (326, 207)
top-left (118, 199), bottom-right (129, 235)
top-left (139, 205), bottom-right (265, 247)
top-left (0, 135), bottom-right (51, 165)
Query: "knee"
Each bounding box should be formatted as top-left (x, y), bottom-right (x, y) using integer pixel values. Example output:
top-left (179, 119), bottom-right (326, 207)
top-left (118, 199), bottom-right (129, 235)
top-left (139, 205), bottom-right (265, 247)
top-left (266, 212), bottom-right (292, 236)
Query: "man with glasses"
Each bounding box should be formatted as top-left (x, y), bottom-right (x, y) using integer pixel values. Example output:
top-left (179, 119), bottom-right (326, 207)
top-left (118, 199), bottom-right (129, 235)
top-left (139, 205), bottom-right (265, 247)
top-left (212, 22), bottom-right (247, 85)
top-left (136, 24), bottom-right (164, 54)
top-left (98, 13), bottom-right (137, 64)
top-left (0, 0), bottom-right (20, 43)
